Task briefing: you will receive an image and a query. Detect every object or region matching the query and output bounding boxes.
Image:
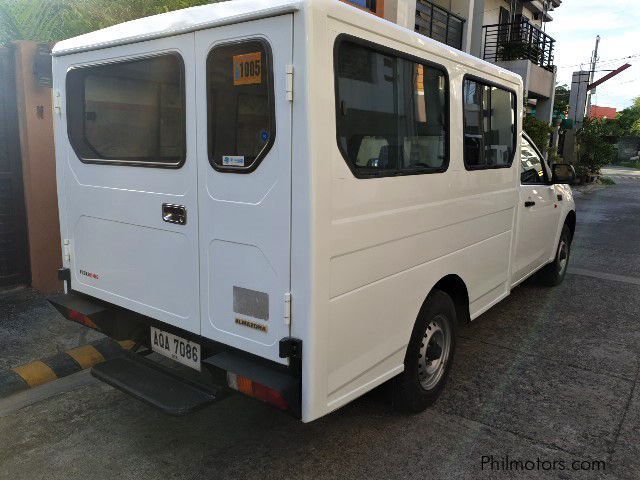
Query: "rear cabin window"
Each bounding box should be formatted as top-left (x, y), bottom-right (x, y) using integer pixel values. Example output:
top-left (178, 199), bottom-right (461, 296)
top-left (207, 40), bottom-right (275, 172)
top-left (335, 39), bottom-right (449, 178)
top-left (67, 54), bottom-right (185, 167)
top-left (463, 78), bottom-right (516, 169)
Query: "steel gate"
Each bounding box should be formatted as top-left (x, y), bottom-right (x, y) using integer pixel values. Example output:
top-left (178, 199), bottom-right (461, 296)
top-left (0, 47), bottom-right (29, 287)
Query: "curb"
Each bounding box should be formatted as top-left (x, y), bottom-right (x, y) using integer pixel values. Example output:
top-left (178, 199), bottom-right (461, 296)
top-left (0, 338), bottom-right (135, 399)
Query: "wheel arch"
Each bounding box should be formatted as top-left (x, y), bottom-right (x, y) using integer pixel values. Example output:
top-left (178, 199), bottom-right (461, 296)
top-left (425, 274), bottom-right (470, 328)
top-left (565, 210), bottom-right (576, 241)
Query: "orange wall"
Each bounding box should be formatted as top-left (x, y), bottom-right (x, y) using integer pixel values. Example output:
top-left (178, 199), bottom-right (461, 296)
top-left (14, 41), bottom-right (62, 293)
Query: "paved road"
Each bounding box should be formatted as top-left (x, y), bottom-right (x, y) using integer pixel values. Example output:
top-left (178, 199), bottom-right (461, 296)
top-left (602, 166), bottom-right (640, 183)
top-left (1, 169), bottom-right (640, 480)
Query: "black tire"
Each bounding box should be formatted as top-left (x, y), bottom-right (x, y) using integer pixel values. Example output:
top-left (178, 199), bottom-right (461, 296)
top-left (538, 224), bottom-right (572, 287)
top-left (392, 289), bottom-right (457, 413)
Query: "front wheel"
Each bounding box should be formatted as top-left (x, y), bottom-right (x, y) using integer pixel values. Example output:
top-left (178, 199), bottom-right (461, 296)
top-left (392, 290), bottom-right (456, 413)
top-left (538, 224), bottom-right (572, 286)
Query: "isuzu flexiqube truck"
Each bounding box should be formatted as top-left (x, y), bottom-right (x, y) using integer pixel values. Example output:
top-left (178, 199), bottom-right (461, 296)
top-left (49, 0), bottom-right (576, 422)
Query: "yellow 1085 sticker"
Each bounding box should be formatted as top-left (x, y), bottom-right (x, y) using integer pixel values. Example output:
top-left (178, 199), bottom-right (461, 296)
top-left (233, 52), bottom-right (262, 86)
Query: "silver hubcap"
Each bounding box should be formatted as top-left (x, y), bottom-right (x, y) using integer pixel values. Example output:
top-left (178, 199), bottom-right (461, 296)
top-left (558, 240), bottom-right (569, 274)
top-left (418, 315), bottom-right (451, 391)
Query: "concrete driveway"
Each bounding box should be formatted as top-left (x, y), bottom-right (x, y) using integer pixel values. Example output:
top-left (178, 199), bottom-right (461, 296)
top-left (1, 168), bottom-right (639, 480)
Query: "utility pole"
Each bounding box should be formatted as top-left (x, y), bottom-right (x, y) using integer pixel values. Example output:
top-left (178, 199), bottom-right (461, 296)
top-left (568, 62), bottom-right (631, 129)
top-left (586, 35), bottom-right (600, 115)
top-left (564, 61), bottom-right (631, 163)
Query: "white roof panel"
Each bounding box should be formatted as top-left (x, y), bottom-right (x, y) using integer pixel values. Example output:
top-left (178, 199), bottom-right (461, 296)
top-left (53, 0), bottom-right (302, 57)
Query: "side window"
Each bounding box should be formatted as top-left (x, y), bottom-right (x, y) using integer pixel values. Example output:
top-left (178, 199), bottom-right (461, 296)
top-left (335, 38), bottom-right (449, 178)
top-left (463, 78), bottom-right (515, 170)
top-left (207, 40), bottom-right (275, 172)
top-left (520, 137), bottom-right (546, 184)
top-left (67, 54), bottom-right (185, 167)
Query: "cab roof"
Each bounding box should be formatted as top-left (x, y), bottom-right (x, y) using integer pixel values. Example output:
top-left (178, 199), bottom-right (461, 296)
top-left (52, 0), bottom-right (302, 57)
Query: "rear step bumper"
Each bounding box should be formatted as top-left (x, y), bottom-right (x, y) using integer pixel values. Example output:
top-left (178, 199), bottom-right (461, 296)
top-left (92, 354), bottom-right (224, 416)
top-left (50, 291), bottom-right (302, 417)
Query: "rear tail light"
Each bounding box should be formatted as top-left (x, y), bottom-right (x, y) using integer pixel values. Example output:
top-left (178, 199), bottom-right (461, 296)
top-left (68, 309), bottom-right (99, 329)
top-left (227, 372), bottom-right (289, 411)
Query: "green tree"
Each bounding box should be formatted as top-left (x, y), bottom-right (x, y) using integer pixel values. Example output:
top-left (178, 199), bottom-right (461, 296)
top-left (0, 0), bottom-right (217, 46)
top-left (553, 84), bottom-right (570, 118)
top-left (616, 97), bottom-right (640, 136)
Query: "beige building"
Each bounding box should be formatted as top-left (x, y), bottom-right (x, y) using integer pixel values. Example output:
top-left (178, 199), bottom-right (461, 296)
top-left (346, 0), bottom-right (562, 122)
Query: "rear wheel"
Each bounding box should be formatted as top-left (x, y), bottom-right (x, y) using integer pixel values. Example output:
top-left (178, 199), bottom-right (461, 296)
top-left (538, 224), bottom-right (572, 286)
top-left (393, 290), bottom-right (456, 413)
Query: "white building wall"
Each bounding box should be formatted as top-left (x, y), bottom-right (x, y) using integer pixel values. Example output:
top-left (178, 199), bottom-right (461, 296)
top-left (449, 0), bottom-right (476, 52)
top-left (482, 0), bottom-right (503, 25)
top-left (384, 0), bottom-right (418, 30)
top-left (479, 0), bottom-right (543, 27)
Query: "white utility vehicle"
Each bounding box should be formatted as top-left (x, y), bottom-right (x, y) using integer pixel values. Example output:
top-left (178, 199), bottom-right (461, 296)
top-left (49, 0), bottom-right (576, 422)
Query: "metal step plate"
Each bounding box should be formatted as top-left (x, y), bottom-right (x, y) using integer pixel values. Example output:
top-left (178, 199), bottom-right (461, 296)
top-left (91, 355), bottom-right (219, 416)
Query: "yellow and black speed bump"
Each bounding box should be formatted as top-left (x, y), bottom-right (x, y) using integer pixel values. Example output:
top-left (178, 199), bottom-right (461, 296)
top-left (0, 338), bottom-right (135, 399)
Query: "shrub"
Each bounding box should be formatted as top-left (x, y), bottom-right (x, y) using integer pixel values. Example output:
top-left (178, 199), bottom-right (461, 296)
top-left (575, 118), bottom-right (617, 175)
top-left (548, 152), bottom-right (562, 165)
top-left (600, 177), bottom-right (616, 186)
top-left (523, 115), bottom-right (553, 153)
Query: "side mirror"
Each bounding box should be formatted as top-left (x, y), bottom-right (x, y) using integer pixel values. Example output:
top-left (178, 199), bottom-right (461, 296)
top-left (552, 163), bottom-right (576, 184)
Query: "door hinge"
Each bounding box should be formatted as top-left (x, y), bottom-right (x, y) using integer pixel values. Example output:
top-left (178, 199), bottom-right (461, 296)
top-left (63, 238), bottom-right (71, 262)
top-left (284, 292), bottom-right (291, 325)
top-left (285, 65), bottom-right (294, 102)
top-left (54, 90), bottom-right (62, 117)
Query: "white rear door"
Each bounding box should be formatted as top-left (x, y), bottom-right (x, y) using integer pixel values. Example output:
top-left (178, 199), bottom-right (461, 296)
top-left (57, 35), bottom-right (200, 333)
top-left (195, 16), bottom-right (293, 364)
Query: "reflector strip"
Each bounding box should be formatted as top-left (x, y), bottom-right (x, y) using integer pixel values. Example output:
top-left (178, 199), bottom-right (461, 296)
top-left (12, 361), bottom-right (58, 388)
top-left (68, 309), bottom-right (99, 329)
top-left (66, 345), bottom-right (105, 370)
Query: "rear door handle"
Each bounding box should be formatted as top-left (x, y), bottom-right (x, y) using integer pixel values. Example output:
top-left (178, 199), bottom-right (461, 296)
top-left (524, 201), bottom-right (536, 208)
top-left (162, 204), bottom-right (187, 225)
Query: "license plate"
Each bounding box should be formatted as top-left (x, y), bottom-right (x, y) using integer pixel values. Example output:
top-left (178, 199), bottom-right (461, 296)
top-left (150, 327), bottom-right (201, 371)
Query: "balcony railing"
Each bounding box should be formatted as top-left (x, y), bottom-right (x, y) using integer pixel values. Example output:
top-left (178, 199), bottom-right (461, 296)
top-left (482, 19), bottom-right (555, 71)
top-left (415, 0), bottom-right (465, 51)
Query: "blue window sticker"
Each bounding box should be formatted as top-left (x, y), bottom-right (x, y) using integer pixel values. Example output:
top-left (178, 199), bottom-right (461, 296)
top-left (260, 130), bottom-right (270, 143)
top-left (222, 155), bottom-right (245, 167)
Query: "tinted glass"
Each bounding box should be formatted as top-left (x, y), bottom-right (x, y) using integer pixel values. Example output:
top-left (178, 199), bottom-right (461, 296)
top-left (207, 41), bottom-right (275, 171)
top-left (463, 79), bottom-right (515, 169)
top-left (67, 54), bottom-right (185, 166)
top-left (336, 40), bottom-right (448, 177)
top-left (520, 137), bottom-right (545, 184)
top-left (350, 0), bottom-right (377, 9)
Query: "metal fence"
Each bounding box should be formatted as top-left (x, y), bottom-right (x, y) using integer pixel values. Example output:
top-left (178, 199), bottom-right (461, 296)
top-left (483, 18), bottom-right (555, 71)
top-left (415, 0), bottom-right (465, 51)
